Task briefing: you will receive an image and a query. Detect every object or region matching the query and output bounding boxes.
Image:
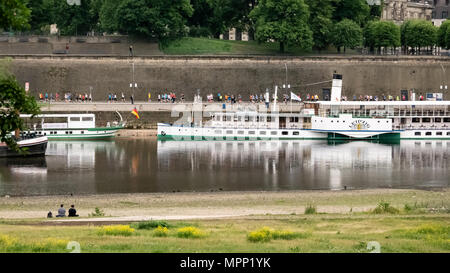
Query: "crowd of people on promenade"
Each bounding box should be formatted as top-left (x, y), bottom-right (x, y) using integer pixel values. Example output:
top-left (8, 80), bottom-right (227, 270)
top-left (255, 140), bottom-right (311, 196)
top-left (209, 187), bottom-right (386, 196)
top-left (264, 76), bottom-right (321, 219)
top-left (38, 92), bottom-right (93, 102)
top-left (35, 90), bottom-right (426, 104)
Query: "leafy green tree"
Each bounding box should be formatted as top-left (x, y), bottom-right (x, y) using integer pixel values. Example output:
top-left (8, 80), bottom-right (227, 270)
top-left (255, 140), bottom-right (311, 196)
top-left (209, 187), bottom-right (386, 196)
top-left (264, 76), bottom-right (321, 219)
top-left (331, 19), bottom-right (362, 53)
top-left (0, 0), bottom-right (31, 30)
top-left (364, 20), bottom-right (400, 54)
top-left (305, 0), bottom-right (334, 52)
top-left (0, 59), bottom-right (40, 152)
top-left (43, 0), bottom-right (96, 35)
top-left (99, 0), bottom-right (122, 33)
top-left (25, 0), bottom-right (53, 32)
top-left (402, 20), bottom-right (437, 54)
top-left (446, 27), bottom-right (450, 49)
top-left (437, 20), bottom-right (450, 49)
top-left (333, 0), bottom-right (370, 26)
top-left (115, 0), bottom-right (193, 41)
top-left (250, 0), bottom-right (313, 53)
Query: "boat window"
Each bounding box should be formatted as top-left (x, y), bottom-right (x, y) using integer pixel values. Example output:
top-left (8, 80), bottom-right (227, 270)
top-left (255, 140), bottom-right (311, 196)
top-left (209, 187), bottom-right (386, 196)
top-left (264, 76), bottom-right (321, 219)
top-left (271, 131), bottom-right (277, 135)
top-left (70, 117), bottom-right (81, 122)
top-left (425, 132), bottom-right (432, 136)
top-left (415, 132), bottom-right (421, 136)
top-left (422, 118), bottom-right (431, 123)
top-left (444, 118), bottom-right (450, 123)
top-left (238, 130), bottom-right (244, 135)
top-left (249, 131), bottom-right (255, 135)
top-left (238, 116), bottom-right (242, 122)
top-left (293, 131), bottom-right (300, 136)
top-left (282, 131), bottom-right (289, 135)
top-left (69, 131), bottom-right (73, 134)
top-left (226, 116), bottom-right (232, 121)
top-left (447, 132), bottom-right (450, 136)
top-left (214, 130), bottom-right (222, 134)
top-left (434, 118), bottom-right (441, 123)
top-left (436, 132), bottom-right (442, 136)
top-left (245, 116), bottom-right (249, 122)
top-left (222, 116), bottom-right (226, 121)
top-left (412, 118), bottom-right (420, 123)
top-left (82, 117), bottom-right (93, 121)
top-left (81, 131), bottom-right (84, 134)
top-left (267, 116), bottom-right (272, 122)
top-left (260, 131), bottom-right (266, 135)
top-left (226, 130), bottom-right (233, 134)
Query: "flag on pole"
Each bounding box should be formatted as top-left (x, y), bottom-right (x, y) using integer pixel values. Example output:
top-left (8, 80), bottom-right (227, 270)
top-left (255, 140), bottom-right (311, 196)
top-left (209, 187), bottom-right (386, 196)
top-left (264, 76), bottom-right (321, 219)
top-left (131, 107), bottom-right (140, 119)
top-left (290, 92), bottom-right (301, 102)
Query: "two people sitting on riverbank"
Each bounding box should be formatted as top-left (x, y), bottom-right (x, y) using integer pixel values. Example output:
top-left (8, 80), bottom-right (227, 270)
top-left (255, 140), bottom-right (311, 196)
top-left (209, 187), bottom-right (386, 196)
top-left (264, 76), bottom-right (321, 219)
top-left (52, 204), bottom-right (78, 217)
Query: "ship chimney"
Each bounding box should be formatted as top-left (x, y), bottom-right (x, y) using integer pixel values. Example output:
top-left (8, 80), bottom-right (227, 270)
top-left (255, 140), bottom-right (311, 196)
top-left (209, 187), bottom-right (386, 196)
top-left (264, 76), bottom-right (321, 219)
top-left (330, 73), bottom-right (343, 102)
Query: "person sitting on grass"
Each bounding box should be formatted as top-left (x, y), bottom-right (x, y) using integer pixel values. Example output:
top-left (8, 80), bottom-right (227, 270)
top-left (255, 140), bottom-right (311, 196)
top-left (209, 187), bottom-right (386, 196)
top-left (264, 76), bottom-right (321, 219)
top-left (56, 204), bottom-right (65, 217)
top-left (68, 205), bottom-right (79, 217)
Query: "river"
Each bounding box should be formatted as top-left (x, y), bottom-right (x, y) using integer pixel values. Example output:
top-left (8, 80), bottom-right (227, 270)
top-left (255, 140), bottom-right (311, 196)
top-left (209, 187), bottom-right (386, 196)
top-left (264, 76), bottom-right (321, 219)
top-left (0, 138), bottom-right (448, 196)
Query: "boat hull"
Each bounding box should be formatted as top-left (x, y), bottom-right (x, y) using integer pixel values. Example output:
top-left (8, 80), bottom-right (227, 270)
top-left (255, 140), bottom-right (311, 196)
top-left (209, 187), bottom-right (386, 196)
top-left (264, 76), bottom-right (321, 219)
top-left (0, 136), bottom-right (48, 157)
top-left (24, 126), bottom-right (123, 140)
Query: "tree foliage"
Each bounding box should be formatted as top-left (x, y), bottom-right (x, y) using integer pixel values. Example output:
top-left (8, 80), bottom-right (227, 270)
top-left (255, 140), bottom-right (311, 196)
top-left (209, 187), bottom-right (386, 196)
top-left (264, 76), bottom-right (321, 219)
top-left (0, 0), bottom-right (31, 30)
top-left (401, 20), bottom-right (437, 50)
top-left (331, 19), bottom-right (362, 53)
top-left (250, 0), bottom-right (313, 53)
top-left (114, 0), bottom-right (193, 41)
top-left (333, 0), bottom-right (370, 26)
top-left (0, 59), bottom-right (40, 152)
top-left (305, 0), bottom-right (334, 51)
top-left (437, 20), bottom-right (450, 49)
top-left (364, 20), bottom-right (400, 53)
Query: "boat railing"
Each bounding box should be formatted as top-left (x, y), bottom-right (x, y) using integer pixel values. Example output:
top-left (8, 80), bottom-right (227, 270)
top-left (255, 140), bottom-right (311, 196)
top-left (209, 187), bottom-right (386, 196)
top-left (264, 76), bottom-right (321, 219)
top-left (398, 125), bottom-right (450, 130)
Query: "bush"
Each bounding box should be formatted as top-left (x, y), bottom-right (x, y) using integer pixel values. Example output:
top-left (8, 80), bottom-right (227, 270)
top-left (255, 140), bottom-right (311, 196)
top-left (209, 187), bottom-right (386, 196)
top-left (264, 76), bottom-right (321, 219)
top-left (89, 207), bottom-right (105, 217)
top-left (305, 204), bottom-right (317, 214)
top-left (133, 220), bottom-right (170, 230)
top-left (247, 227), bottom-right (307, 243)
top-left (153, 226), bottom-right (169, 237)
top-left (0, 234), bottom-right (18, 250)
top-left (372, 202), bottom-right (400, 214)
top-left (176, 226), bottom-right (206, 239)
top-left (97, 225), bottom-right (135, 236)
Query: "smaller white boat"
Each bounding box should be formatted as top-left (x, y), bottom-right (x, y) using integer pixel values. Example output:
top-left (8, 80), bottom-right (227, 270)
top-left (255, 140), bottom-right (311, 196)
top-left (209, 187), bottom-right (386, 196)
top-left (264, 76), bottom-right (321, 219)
top-left (20, 113), bottom-right (124, 140)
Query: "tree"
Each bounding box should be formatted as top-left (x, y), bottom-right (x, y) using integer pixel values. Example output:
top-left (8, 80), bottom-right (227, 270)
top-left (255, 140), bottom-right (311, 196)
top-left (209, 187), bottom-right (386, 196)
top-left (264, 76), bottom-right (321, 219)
top-left (402, 20), bottom-right (437, 54)
top-left (99, 0), bottom-right (122, 33)
top-left (446, 27), bottom-right (450, 50)
top-left (0, 0), bottom-right (31, 30)
top-left (305, 0), bottom-right (334, 52)
top-left (437, 20), bottom-right (450, 49)
top-left (115, 0), bottom-right (193, 41)
top-left (0, 59), bottom-right (40, 152)
top-left (51, 0), bottom-right (96, 35)
top-left (333, 0), bottom-right (370, 26)
top-left (364, 20), bottom-right (400, 54)
top-left (331, 19), bottom-right (362, 53)
top-left (250, 0), bottom-right (313, 53)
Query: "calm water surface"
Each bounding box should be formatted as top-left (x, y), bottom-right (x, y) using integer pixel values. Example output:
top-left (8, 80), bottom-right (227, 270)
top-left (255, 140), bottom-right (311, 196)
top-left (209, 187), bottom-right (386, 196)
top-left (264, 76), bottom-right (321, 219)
top-left (0, 139), bottom-right (449, 196)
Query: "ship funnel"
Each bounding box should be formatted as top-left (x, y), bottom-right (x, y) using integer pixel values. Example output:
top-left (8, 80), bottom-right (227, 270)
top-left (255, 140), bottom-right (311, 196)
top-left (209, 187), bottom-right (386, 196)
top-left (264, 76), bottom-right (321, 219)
top-left (330, 74), bottom-right (342, 102)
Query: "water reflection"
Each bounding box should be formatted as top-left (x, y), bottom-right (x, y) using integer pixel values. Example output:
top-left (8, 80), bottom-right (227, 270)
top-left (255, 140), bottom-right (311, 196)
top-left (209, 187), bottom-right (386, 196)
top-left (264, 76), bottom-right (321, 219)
top-left (0, 139), bottom-right (448, 196)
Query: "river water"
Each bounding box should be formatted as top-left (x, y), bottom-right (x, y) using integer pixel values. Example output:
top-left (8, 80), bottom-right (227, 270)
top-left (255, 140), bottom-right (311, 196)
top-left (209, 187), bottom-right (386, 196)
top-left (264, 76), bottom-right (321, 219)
top-left (0, 139), bottom-right (449, 196)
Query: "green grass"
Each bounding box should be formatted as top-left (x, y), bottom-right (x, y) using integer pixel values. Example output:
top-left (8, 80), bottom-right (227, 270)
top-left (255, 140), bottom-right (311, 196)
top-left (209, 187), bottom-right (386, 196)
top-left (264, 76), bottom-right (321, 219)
top-left (0, 213), bottom-right (449, 253)
top-left (160, 37), bottom-right (362, 56)
top-left (161, 37), bottom-right (309, 55)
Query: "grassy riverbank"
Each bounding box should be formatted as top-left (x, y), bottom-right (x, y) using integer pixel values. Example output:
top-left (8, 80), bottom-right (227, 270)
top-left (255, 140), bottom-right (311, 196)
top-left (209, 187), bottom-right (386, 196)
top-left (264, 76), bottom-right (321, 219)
top-left (0, 189), bottom-right (448, 252)
top-left (160, 37), bottom-right (358, 55)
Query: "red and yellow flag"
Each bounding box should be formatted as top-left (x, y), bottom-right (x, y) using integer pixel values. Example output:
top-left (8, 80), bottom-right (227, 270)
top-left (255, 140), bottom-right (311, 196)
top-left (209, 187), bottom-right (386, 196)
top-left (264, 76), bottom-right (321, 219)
top-left (131, 108), bottom-right (140, 119)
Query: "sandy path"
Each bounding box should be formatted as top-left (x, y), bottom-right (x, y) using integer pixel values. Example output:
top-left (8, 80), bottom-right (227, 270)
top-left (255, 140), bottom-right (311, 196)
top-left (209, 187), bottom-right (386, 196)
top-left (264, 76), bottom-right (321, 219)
top-left (0, 189), bottom-right (447, 220)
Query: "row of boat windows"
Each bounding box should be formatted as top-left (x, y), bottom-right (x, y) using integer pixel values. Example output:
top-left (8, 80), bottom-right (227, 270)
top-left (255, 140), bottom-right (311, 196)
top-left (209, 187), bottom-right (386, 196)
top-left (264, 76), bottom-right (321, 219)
top-left (69, 117), bottom-right (94, 122)
top-left (412, 118), bottom-right (450, 123)
top-left (414, 132), bottom-right (450, 136)
top-left (212, 130), bottom-right (298, 136)
top-left (38, 131), bottom-right (85, 135)
top-left (322, 120), bottom-right (389, 123)
top-left (215, 116), bottom-right (300, 122)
